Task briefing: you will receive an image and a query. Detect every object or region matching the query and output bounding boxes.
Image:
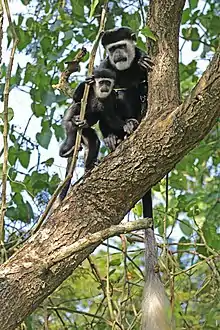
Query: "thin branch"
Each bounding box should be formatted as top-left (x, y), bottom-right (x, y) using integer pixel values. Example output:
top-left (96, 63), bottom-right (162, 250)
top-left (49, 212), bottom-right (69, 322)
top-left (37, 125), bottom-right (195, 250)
top-left (48, 218), bottom-right (152, 267)
top-left (106, 239), bottom-right (115, 323)
top-left (52, 47), bottom-right (87, 98)
top-left (0, 0), bottom-right (18, 243)
top-left (32, 2), bottom-right (108, 234)
top-left (46, 306), bottom-right (111, 324)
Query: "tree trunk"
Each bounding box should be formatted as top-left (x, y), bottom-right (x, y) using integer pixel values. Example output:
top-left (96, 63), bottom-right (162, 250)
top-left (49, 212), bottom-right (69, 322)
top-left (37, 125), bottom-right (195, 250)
top-left (0, 1), bottom-right (220, 329)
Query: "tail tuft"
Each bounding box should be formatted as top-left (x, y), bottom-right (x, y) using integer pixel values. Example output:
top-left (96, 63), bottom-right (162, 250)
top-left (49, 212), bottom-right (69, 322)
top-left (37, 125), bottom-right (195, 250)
top-left (141, 272), bottom-right (172, 330)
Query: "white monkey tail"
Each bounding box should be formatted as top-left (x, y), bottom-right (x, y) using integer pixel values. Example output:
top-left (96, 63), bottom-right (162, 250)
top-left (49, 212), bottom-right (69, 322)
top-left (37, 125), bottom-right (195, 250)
top-left (141, 271), bottom-right (172, 330)
top-left (141, 227), bottom-right (173, 330)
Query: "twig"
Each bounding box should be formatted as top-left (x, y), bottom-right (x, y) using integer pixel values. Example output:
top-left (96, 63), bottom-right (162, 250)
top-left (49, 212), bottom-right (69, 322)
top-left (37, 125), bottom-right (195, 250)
top-left (48, 218), bottom-right (152, 267)
top-left (173, 254), bottom-right (220, 277)
top-left (52, 47), bottom-right (87, 98)
top-left (0, 0), bottom-right (18, 243)
top-left (106, 239), bottom-right (115, 323)
top-left (32, 2), bottom-right (108, 234)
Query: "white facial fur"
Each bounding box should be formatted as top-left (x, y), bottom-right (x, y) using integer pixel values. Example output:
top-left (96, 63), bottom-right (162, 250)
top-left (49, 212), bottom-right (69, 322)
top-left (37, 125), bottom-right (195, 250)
top-left (106, 39), bottom-right (136, 71)
top-left (94, 78), bottom-right (114, 99)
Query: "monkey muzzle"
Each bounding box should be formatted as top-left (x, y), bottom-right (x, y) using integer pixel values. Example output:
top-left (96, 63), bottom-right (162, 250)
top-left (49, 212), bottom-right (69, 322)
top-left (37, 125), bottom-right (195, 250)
top-left (114, 51), bottom-right (127, 63)
top-left (100, 87), bottom-right (109, 93)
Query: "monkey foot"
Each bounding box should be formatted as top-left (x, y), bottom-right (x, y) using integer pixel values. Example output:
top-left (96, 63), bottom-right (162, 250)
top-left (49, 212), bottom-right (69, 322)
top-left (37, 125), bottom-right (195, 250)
top-left (123, 118), bottom-right (139, 135)
top-left (85, 159), bottom-right (100, 172)
top-left (104, 134), bottom-right (119, 151)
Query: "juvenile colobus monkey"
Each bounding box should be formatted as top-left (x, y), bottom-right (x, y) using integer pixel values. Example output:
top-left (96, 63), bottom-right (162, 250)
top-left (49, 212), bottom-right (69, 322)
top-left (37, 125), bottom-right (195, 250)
top-left (59, 68), bottom-right (137, 200)
top-left (97, 27), bottom-right (171, 329)
top-left (59, 68), bottom-right (115, 171)
top-left (60, 67), bottom-right (140, 168)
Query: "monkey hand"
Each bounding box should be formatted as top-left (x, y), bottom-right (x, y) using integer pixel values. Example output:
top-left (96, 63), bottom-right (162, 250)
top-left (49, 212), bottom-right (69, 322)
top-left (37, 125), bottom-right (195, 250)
top-left (138, 55), bottom-right (154, 71)
top-left (104, 134), bottom-right (119, 151)
top-left (72, 115), bottom-right (89, 128)
top-left (123, 118), bottom-right (139, 135)
top-left (85, 75), bottom-right (95, 85)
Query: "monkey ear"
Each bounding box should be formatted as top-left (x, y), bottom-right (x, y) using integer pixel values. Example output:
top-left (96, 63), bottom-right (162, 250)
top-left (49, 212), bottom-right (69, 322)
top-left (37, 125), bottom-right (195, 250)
top-left (131, 33), bottom-right (137, 41)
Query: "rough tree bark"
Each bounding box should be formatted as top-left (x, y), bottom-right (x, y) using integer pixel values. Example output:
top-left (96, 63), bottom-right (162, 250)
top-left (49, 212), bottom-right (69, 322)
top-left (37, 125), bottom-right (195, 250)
top-left (0, 1), bottom-right (219, 329)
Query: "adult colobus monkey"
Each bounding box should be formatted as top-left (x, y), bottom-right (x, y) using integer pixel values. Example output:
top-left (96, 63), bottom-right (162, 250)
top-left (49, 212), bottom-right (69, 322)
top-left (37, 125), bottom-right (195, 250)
top-left (97, 27), bottom-right (171, 329)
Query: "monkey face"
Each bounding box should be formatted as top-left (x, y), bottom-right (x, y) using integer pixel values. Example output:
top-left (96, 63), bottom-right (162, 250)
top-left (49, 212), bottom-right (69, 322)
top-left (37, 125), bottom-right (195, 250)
top-left (94, 78), bottom-right (114, 99)
top-left (106, 40), bottom-right (136, 71)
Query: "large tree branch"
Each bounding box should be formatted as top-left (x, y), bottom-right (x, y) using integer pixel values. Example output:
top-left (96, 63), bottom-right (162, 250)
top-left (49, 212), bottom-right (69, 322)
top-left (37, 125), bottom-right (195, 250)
top-left (0, 48), bottom-right (219, 330)
top-left (147, 0), bottom-right (185, 120)
top-left (0, 3), bottom-right (220, 330)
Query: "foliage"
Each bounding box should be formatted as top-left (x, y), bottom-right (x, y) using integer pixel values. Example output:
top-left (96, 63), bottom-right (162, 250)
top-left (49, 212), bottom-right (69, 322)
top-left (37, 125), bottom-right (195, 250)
top-left (0, 0), bottom-right (219, 329)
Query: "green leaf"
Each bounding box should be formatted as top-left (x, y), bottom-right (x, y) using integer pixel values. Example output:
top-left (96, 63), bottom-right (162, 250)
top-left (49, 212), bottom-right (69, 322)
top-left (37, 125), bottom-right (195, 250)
top-left (18, 149), bottom-right (31, 169)
top-left (182, 8), bottom-right (190, 24)
top-left (71, 0), bottom-right (84, 18)
top-left (8, 167), bottom-right (17, 181)
top-left (179, 219), bottom-right (193, 237)
top-left (122, 12), bottom-right (141, 32)
top-left (11, 181), bottom-right (25, 193)
top-left (25, 201), bottom-right (34, 222)
top-left (21, 0), bottom-right (31, 5)
top-left (40, 36), bottom-right (52, 55)
top-left (42, 158), bottom-right (54, 167)
top-left (36, 128), bottom-right (52, 149)
top-left (31, 103), bottom-right (46, 117)
top-left (26, 17), bottom-right (34, 29)
top-left (50, 20), bottom-right (62, 32)
top-left (8, 146), bottom-right (19, 166)
top-left (42, 90), bottom-right (56, 107)
top-left (52, 123), bottom-right (65, 141)
top-left (0, 107), bottom-right (14, 122)
top-left (132, 201), bottom-right (143, 217)
top-left (189, 0), bottom-right (199, 9)
top-left (63, 30), bottom-right (73, 41)
top-left (141, 26), bottom-right (157, 41)
top-left (89, 0), bottom-right (99, 18)
top-left (177, 237), bottom-right (191, 253)
top-left (17, 28), bottom-right (32, 51)
top-left (110, 258), bottom-right (121, 267)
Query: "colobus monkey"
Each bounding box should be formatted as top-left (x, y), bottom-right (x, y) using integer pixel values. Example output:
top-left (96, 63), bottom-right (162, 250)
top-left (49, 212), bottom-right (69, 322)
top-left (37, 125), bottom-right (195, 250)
top-left (59, 68), bottom-right (137, 201)
top-left (59, 68), bottom-right (117, 171)
top-left (97, 27), bottom-right (170, 330)
top-left (97, 26), bottom-right (153, 217)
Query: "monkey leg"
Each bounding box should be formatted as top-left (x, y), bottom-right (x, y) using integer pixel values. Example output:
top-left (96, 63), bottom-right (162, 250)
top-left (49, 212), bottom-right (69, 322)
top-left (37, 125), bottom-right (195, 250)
top-left (59, 123), bottom-right (78, 158)
top-left (82, 127), bottom-right (100, 171)
top-left (103, 133), bottom-right (120, 151)
top-left (59, 157), bottom-right (72, 201)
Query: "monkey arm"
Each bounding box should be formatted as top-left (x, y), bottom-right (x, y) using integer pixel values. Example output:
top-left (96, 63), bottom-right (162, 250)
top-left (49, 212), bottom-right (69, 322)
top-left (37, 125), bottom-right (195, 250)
top-left (85, 75), bottom-right (95, 85)
top-left (99, 118), bottom-right (122, 151)
top-left (138, 54), bottom-right (154, 71)
top-left (60, 102), bottom-right (85, 158)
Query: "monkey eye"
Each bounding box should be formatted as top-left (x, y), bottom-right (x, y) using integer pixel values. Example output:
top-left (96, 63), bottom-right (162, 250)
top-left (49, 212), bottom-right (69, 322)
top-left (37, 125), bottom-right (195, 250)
top-left (109, 45), bottom-right (116, 52)
top-left (118, 44), bottom-right (126, 49)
